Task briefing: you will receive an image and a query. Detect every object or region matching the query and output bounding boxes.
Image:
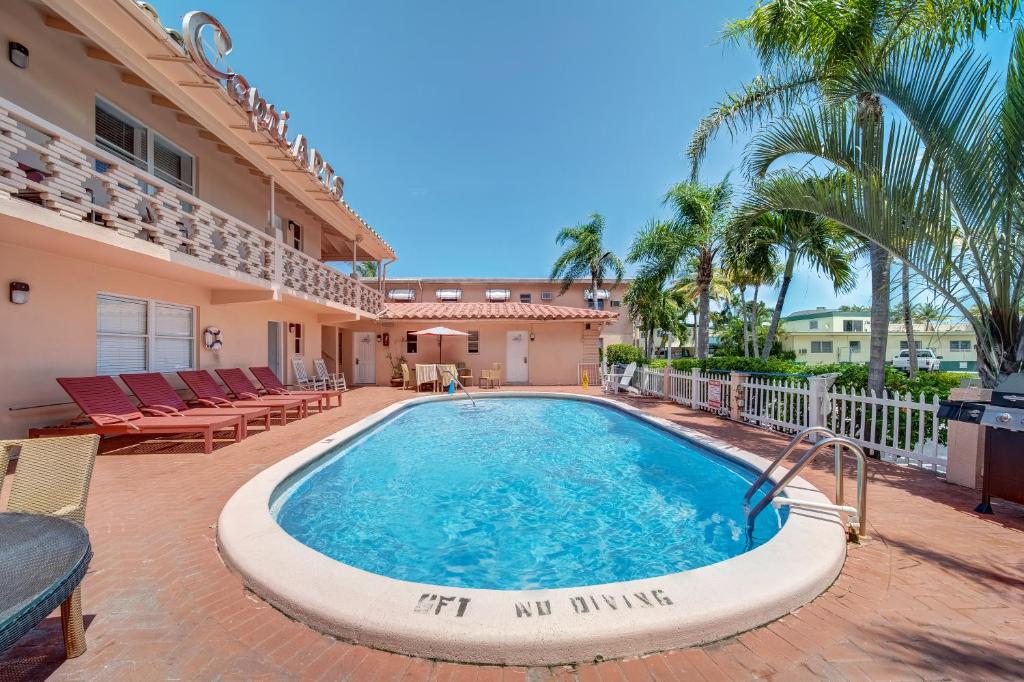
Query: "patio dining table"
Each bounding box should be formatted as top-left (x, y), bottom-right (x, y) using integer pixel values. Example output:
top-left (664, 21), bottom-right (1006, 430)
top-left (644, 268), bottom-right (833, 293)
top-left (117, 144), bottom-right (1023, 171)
top-left (0, 512), bottom-right (92, 656)
top-left (414, 364), bottom-right (459, 392)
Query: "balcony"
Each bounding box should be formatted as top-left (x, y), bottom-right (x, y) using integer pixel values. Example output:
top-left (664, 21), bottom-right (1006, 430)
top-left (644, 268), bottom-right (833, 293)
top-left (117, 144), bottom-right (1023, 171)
top-left (0, 96), bottom-right (383, 317)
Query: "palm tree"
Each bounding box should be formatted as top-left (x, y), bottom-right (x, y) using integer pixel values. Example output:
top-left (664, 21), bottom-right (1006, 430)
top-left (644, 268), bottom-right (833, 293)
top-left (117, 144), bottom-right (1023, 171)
top-left (628, 179), bottom-right (733, 358)
top-left (897, 260), bottom-right (919, 377)
top-left (735, 29), bottom-right (1024, 386)
top-left (623, 268), bottom-right (693, 358)
top-left (722, 216), bottom-right (780, 357)
top-left (355, 261), bottom-right (378, 279)
top-left (688, 0), bottom-right (1019, 392)
top-left (549, 213), bottom-right (625, 310)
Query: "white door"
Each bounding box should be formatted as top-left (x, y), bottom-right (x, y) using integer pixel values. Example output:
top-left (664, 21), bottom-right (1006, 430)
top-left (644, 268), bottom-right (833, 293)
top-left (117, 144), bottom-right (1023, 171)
top-left (353, 332), bottom-right (376, 384)
top-left (267, 321), bottom-right (284, 377)
top-left (506, 330), bottom-right (529, 383)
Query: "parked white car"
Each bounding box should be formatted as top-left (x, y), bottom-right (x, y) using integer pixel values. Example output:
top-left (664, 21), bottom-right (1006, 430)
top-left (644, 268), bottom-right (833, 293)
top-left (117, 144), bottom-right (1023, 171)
top-left (892, 348), bottom-right (943, 372)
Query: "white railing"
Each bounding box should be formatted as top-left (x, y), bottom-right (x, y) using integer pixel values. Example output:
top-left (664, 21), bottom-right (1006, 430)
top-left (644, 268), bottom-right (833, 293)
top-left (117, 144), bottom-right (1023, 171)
top-left (0, 96), bottom-right (383, 316)
top-left (632, 365), bottom-right (947, 474)
top-left (577, 362), bottom-right (602, 386)
top-left (826, 386), bottom-right (946, 472)
top-left (740, 374), bottom-right (811, 432)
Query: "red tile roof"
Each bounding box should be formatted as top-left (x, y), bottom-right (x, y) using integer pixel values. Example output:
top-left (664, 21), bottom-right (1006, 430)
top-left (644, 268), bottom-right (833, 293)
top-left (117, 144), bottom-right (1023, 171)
top-left (381, 302), bottom-right (618, 321)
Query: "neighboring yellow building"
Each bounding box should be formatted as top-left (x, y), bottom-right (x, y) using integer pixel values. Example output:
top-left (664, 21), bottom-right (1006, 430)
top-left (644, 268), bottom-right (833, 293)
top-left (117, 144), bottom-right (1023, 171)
top-left (781, 308), bottom-right (977, 371)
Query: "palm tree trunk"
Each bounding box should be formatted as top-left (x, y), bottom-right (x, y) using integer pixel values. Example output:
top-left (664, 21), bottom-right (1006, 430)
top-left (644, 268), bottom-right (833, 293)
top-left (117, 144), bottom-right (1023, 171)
top-left (901, 262), bottom-right (917, 378)
top-left (751, 286), bottom-right (761, 358)
top-left (762, 249), bottom-right (796, 360)
top-left (697, 286), bottom-right (710, 359)
top-left (868, 243), bottom-right (891, 396)
top-left (590, 275), bottom-right (598, 310)
top-left (739, 287), bottom-right (751, 357)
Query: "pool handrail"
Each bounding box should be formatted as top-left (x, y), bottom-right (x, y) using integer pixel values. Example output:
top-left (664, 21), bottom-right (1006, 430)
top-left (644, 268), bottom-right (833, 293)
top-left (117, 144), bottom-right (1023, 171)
top-left (746, 435), bottom-right (868, 539)
top-left (439, 369), bottom-right (477, 407)
top-left (742, 426), bottom-right (837, 506)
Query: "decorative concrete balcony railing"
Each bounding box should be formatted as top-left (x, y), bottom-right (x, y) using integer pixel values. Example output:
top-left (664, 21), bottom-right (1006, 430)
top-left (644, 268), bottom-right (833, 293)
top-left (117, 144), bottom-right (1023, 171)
top-left (0, 96), bottom-right (383, 316)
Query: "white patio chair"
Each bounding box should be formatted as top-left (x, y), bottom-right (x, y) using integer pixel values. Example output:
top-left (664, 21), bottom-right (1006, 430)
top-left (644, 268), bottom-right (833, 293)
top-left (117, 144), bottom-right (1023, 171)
top-left (602, 362), bottom-right (638, 394)
top-left (291, 357), bottom-right (325, 390)
top-left (313, 357), bottom-right (348, 391)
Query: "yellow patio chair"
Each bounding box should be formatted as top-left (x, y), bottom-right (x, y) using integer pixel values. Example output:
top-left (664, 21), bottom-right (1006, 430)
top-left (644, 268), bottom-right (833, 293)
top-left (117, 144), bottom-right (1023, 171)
top-left (1, 435), bottom-right (99, 658)
top-left (480, 363), bottom-right (503, 388)
top-left (400, 362), bottom-right (413, 390)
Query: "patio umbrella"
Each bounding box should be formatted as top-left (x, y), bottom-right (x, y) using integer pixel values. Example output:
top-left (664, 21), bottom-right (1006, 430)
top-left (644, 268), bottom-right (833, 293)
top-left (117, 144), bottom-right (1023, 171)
top-left (410, 326), bottom-right (469, 363)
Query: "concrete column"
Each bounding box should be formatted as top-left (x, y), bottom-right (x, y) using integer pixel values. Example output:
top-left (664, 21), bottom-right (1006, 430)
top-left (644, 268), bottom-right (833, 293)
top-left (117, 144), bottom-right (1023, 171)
top-left (946, 387), bottom-right (990, 489)
top-left (730, 372), bottom-right (748, 421)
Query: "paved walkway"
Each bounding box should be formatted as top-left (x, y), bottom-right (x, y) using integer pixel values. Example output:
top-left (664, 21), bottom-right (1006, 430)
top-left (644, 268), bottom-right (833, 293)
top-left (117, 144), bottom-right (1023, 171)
top-left (1, 387), bottom-right (1022, 681)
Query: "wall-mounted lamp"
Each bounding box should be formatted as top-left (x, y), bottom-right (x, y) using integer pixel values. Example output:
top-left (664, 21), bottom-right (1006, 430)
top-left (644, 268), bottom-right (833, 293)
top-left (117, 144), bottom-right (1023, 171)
top-left (8, 42), bottom-right (29, 69)
top-left (376, 334), bottom-right (382, 343)
top-left (9, 281), bottom-right (29, 304)
top-left (529, 331), bottom-right (535, 342)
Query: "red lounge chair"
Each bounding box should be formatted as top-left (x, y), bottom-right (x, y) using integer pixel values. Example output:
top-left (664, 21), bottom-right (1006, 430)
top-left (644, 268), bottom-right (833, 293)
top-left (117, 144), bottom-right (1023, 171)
top-left (216, 368), bottom-right (323, 414)
top-left (30, 376), bottom-right (243, 455)
top-left (176, 371), bottom-right (305, 424)
top-left (120, 373), bottom-right (273, 439)
top-left (249, 366), bottom-right (341, 408)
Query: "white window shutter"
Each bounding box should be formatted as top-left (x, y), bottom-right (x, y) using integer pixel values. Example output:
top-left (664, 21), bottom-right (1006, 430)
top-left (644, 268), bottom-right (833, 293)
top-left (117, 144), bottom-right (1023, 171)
top-left (96, 295), bottom-right (148, 375)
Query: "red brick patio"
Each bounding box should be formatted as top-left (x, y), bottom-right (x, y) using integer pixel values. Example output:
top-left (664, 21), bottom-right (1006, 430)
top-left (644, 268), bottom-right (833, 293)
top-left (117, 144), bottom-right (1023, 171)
top-left (2, 387), bottom-right (1023, 681)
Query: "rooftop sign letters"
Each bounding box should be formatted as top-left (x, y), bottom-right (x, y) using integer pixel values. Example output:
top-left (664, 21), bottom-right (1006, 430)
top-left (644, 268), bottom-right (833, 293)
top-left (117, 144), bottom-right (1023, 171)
top-left (182, 11), bottom-right (345, 199)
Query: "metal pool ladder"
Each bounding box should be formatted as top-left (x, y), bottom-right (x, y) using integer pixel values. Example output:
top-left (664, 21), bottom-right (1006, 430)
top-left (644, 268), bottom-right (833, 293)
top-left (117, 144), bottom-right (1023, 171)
top-left (744, 426), bottom-right (869, 541)
top-left (440, 369), bottom-right (477, 408)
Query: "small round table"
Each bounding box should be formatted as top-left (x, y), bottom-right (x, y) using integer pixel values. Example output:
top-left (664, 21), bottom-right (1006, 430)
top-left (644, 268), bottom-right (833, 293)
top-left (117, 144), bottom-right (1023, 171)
top-left (0, 512), bottom-right (92, 657)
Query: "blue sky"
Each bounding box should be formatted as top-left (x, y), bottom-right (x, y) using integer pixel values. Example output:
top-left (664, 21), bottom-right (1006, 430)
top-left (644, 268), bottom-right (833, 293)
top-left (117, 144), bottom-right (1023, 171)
top-left (157, 1), bottom-right (1016, 314)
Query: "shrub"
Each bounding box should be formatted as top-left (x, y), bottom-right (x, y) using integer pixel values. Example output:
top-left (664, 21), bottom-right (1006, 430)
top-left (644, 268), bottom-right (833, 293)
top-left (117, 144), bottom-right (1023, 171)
top-left (605, 343), bottom-right (646, 367)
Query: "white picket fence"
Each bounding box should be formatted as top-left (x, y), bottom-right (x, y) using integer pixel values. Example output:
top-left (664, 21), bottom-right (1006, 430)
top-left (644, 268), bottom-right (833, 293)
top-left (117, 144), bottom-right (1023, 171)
top-left (633, 367), bottom-right (947, 473)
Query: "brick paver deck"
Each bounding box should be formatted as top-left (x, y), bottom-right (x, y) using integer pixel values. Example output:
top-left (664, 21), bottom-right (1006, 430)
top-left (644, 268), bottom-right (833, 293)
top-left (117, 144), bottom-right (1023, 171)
top-left (2, 387), bottom-right (1022, 681)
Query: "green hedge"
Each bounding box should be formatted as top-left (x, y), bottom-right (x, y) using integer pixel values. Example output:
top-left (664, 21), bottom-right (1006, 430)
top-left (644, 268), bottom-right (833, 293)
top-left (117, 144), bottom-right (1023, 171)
top-left (644, 356), bottom-right (969, 400)
top-left (605, 344), bottom-right (647, 367)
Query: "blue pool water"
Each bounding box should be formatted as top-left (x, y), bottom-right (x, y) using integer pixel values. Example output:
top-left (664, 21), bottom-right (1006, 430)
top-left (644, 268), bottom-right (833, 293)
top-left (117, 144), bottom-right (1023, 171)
top-left (274, 397), bottom-right (785, 590)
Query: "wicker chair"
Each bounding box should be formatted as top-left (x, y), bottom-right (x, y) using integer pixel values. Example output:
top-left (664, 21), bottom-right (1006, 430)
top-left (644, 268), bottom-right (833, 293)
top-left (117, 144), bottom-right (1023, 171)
top-left (1, 435), bottom-right (99, 658)
top-left (480, 363), bottom-right (503, 388)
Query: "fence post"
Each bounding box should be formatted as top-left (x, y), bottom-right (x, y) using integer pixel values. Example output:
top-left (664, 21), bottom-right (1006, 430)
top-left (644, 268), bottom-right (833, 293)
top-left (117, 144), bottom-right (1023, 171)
top-left (662, 362), bottom-right (671, 399)
top-left (690, 368), bottom-right (700, 408)
top-left (807, 374), bottom-right (834, 440)
top-left (730, 372), bottom-right (747, 422)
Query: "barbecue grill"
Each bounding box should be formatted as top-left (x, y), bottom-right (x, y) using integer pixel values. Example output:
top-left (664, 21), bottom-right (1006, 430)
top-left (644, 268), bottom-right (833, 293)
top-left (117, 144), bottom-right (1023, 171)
top-left (939, 372), bottom-right (1024, 513)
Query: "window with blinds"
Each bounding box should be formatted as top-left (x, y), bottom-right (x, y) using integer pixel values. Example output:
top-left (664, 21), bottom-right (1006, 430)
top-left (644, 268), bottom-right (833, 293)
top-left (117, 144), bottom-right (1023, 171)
top-left (96, 102), bottom-right (147, 170)
top-left (153, 134), bottom-right (194, 193)
top-left (95, 98), bottom-right (195, 194)
top-left (96, 294), bottom-right (195, 375)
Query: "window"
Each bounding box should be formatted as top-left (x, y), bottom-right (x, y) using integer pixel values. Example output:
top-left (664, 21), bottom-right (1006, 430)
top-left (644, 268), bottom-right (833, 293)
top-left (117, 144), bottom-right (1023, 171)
top-left (611, 300), bottom-right (621, 308)
top-left (519, 293), bottom-right (532, 304)
top-left (594, 299), bottom-right (605, 310)
top-left (291, 323), bottom-right (303, 355)
top-left (387, 289), bottom-right (416, 301)
top-left (435, 288), bottom-right (462, 302)
top-left (899, 340), bottom-right (923, 350)
top-left (287, 220), bottom-right (302, 251)
top-left (95, 98), bottom-right (194, 194)
top-left (405, 333), bottom-right (417, 354)
top-left (843, 320), bottom-right (864, 332)
top-left (540, 292), bottom-right (554, 301)
top-left (809, 320), bottom-right (819, 330)
top-left (950, 340), bottom-right (972, 352)
top-left (849, 340), bottom-right (861, 353)
top-left (468, 331), bottom-right (479, 354)
top-left (96, 294), bottom-right (194, 375)
top-left (811, 341), bottom-right (833, 353)
top-left (485, 288), bottom-right (510, 302)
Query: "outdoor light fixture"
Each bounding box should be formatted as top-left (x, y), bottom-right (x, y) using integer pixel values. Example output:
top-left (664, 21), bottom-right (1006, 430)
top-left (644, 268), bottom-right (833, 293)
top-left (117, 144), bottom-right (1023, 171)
top-left (376, 334), bottom-right (382, 343)
top-left (8, 42), bottom-right (29, 69)
top-left (9, 281), bottom-right (29, 304)
top-left (530, 331), bottom-right (536, 342)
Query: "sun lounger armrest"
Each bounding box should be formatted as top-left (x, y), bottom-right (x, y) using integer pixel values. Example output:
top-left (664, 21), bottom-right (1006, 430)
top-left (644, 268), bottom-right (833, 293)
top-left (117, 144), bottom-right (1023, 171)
top-left (141, 405), bottom-right (184, 416)
top-left (265, 387), bottom-right (289, 395)
top-left (88, 413), bottom-right (141, 430)
top-left (197, 396), bottom-right (234, 407)
top-left (238, 391), bottom-right (260, 400)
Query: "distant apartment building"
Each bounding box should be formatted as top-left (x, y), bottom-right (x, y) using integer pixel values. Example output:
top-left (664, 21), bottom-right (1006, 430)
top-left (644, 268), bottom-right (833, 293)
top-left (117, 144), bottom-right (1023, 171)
top-left (781, 308), bottom-right (977, 371)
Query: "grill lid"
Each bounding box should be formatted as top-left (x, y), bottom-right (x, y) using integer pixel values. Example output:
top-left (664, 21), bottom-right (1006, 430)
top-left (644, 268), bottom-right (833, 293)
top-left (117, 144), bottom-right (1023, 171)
top-left (992, 372), bottom-right (1024, 407)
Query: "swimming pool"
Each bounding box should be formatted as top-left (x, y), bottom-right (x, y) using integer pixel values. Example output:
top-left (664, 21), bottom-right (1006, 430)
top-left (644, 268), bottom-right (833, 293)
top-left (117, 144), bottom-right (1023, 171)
top-left (219, 392), bottom-right (846, 665)
top-left (273, 397), bottom-right (785, 590)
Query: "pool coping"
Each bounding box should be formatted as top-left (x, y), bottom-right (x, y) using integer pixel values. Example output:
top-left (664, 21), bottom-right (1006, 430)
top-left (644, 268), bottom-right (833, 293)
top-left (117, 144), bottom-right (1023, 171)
top-left (217, 392), bottom-right (847, 666)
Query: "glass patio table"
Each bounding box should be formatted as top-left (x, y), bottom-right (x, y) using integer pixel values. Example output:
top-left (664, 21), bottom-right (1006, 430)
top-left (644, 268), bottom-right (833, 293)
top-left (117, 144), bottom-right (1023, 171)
top-left (0, 512), bottom-right (92, 656)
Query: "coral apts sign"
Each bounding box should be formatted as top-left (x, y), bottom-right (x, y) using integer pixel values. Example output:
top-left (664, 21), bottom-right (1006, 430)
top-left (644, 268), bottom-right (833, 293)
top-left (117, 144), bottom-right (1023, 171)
top-left (182, 11), bottom-right (345, 199)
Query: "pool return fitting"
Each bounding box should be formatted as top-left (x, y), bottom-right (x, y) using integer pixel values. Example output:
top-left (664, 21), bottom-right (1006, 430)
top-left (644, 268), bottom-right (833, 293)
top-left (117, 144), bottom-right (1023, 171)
top-left (744, 426), bottom-right (868, 543)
